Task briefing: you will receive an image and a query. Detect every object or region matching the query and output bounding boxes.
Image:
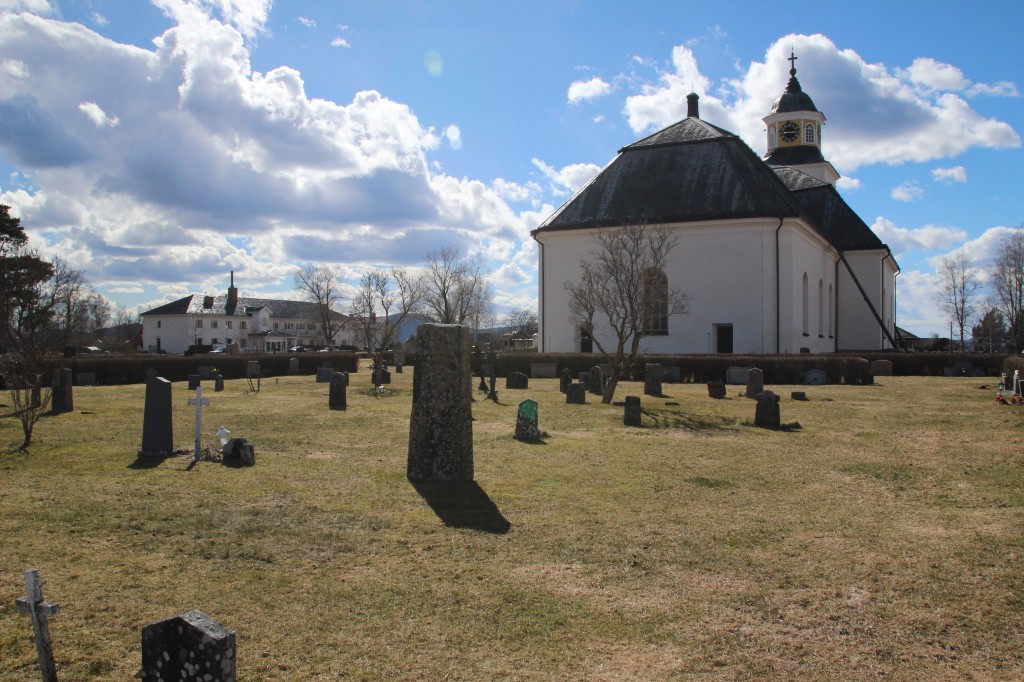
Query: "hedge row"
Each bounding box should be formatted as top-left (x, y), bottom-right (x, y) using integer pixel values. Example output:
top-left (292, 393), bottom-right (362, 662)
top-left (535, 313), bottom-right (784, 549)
top-left (855, 352), bottom-right (1005, 377)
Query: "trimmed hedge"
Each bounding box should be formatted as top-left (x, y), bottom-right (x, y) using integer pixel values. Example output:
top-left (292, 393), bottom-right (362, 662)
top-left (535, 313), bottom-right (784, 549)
top-left (858, 352), bottom-right (1004, 377)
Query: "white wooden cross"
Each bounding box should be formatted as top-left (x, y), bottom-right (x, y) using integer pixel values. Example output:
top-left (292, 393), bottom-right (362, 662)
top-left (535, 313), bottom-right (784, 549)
top-left (188, 386), bottom-right (211, 462)
top-left (15, 568), bottom-right (59, 682)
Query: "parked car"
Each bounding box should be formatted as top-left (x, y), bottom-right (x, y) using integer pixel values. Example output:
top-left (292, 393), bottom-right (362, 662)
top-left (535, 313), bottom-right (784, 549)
top-left (289, 345), bottom-right (310, 353)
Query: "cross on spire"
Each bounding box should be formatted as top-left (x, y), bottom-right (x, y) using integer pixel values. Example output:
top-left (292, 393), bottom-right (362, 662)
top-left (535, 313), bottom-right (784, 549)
top-left (788, 49), bottom-right (798, 76)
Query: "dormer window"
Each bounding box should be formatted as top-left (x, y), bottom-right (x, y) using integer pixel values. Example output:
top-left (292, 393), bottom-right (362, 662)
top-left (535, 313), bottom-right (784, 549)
top-left (805, 123), bottom-right (815, 144)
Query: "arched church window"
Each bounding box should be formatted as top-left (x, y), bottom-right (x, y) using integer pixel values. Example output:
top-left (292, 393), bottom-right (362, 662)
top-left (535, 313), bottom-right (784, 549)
top-left (768, 127), bottom-right (777, 150)
top-left (805, 123), bottom-right (815, 144)
top-left (818, 279), bottom-right (824, 337)
top-left (802, 273), bottom-right (809, 336)
top-left (643, 268), bottom-right (669, 335)
top-left (828, 283), bottom-right (834, 338)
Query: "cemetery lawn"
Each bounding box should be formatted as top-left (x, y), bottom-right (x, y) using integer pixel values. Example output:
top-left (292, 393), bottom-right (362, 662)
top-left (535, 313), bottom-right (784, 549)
top-left (1, 369), bottom-right (1023, 681)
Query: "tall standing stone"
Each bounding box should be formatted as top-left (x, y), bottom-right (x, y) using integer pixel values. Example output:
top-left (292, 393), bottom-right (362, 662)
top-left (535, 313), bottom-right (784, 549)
top-left (514, 399), bottom-right (540, 441)
top-left (644, 364), bottom-right (662, 397)
top-left (51, 368), bottom-right (73, 414)
top-left (745, 367), bottom-right (764, 398)
top-left (407, 324), bottom-right (474, 482)
top-left (624, 396), bottom-right (642, 426)
top-left (559, 367), bottom-right (572, 394)
top-left (140, 377), bottom-right (173, 456)
top-left (754, 390), bottom-right (781, 429)
top-left (140, 611), bottom-right (236, 682)
top-left (329, 372), bottom-right (347, 411)
top-left (588, 366), bottom-right (605, 395)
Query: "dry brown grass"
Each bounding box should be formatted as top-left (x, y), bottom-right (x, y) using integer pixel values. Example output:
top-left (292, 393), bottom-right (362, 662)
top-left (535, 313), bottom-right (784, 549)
top-left (1, 367), bottom-right (1022, 680)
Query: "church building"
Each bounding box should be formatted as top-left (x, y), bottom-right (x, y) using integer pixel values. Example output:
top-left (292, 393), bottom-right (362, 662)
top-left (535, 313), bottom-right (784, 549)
top-left (532, 55), bottom-right (898, 355)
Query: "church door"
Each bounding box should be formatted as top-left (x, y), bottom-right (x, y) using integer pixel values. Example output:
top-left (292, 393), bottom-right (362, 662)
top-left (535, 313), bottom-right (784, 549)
top-left (715, 324), bottom-right (733, 354)
top-left (580, 328), bottom-right (593, 353)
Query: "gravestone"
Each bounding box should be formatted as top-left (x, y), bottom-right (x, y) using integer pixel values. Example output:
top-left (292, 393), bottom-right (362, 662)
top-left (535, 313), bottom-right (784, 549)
top-left (745, 368), bottom-right (764, 398)
top-left (407, 324), bottom-right (474, 482)
top-left (188, 374), bottom-right (201, 390)
top-left (530, 363), bottom-right (557, 378)
top-left (395, 362), bottom-right (403, 373)
top-left (393, 353), bottom-right (406, 366)
top-left (329, 372), bottom-right (347, 411)
top-left (754, 390), bottom-right (781, 429)
top-left (559, 367), bottom-right (572, 394)
top-left (506, 372), bottom-right (529, 390)
top-left (76, 372), bottom-right (96, 387)
top-left (726, 367), bottom-right (752, 385)
top-left (51, 368), bottom-right (73, 414)
top-left (487, 355), bottom-right (498, 401)
top-left (222, 438), bottom-right (255, 466)
top-left (870, 359), bottom-right (893, 376)
top-left (246, 361), bottom-right (261, 379)
top-left (661, 366), bottom-right (682, 383)
top-left (15, 569), bottom-right (59, 682)
top-left (578, 371), bottom-right (590, 388)
top-left (707, 381), bottom-right (727, 399)
top-left (588, 366), bottom-right (605, 395)
top-left (315, 367), bottom-right (333, 383)
top-left (644, 364), bottom-right (662, 397)
top-left (478, 365), bottom-right (488, 392)
top-left (566, 383), bottom-right (586, 404)
top-left (791, 391), bottom-right (808, 401)
top-left (373, 368), bottom-right (392, 385)
top-left (624, 396), bottom-right (642, 427)
top-left (804, 368), bottom-right (827, 385)
top-left (288, 357), bottom-right (299, 375)
top-left (140, 377), bottom-right (173, 456)
top-left (198, 365), bottom-right (213, 379)
top-left (514, 399), bottom-right (540, 441)
top-left (140, 610), bottom-right (236, 682)
top-left (214, 375), bottom-right (224, 392)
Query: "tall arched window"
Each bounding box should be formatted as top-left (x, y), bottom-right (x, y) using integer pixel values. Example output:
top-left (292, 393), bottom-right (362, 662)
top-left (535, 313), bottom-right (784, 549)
top-left (818, 279), bottom-right (824, 337)
top-left (643, 268), bottom-right (669, 335)
top-left (804, 123), bottom-right (815, 144)
top-left (828, 283), bottom-right (834, 338)
top-left (802, 273), bottom-right (809, 336)
top-left (768, 127), bottom-right (777, 150)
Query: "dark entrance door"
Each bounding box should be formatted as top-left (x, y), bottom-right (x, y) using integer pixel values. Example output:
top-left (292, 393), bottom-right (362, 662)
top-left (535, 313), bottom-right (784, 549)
top-left (716, 324), bottom-right (733, 354)
top-left (580, 328), bottom-right (593, 353)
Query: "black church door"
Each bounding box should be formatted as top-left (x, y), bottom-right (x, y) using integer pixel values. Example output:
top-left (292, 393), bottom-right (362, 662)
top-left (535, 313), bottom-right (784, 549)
top-left (715, 324), bottom-right (733, 354)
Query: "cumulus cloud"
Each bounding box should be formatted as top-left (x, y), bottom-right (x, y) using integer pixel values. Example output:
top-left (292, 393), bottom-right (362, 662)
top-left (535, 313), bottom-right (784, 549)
top-left (890, 182), bottom-right (924, 202)
top-left (297, 16), bottom-right (316, 28)
top-left (836, 177), bottom-right (861, 191)
top-left (567, 77), bottom-right (612, 105)
top-left (871, 217), bottom-right (968, 257)
top-left (531, 158), bottom-right (602, 196)
top-left (0, 0), bottom-right (54, 13)
top-left (931, 166), bottom-right (967, 183)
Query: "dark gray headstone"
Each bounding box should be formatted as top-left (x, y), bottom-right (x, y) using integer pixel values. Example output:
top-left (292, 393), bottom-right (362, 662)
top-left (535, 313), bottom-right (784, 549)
top-left (870, 359), bottom-right (893, 376)
top-left (745, 368), bottom-right (764, 398)
top-left (588, 366), bottom-right (605, 395)
top-left (329, 372), bottom-right (347, 411)
top-left (140, 377), bottom-right (173, 456)
top-left (315, 367), bottom-right (333, 383)
top-left (661, 366), bottom-right (682, 383)
top-left (506, 372), bottom-right (529, 390)
top-left (566, 383), bottom-right (586, 405)
top-left (197, 365), bottom-right (213, 380)
top-left (395, 362), bottom-right (403, 373)
top-left (187, 374), bottom-right (201, 390)
top-left (644, 364), bottom-right (662, 397)
top-left (76, 372), bottom-right (96, 387)
top-left (246, 361), bottom-right (261, 379)
top-left (214, 375), bottom-right (224, 392)
top-left (578, 371), bottom-right (590, 387)
top-left (51, 368), bottom-right (73, 414)
top-left (754, 390), bottom-right (781, 429)
top-left (725, 367), bottom-right (752, 385)
top-left (559, 367), bottom-right (572, 394)
top-left (140, 610), bottom-right (236, 682)
top-left (707, 381), bottom-right (726, 399)
top-left (288, 357), bottom-right (299, 375)
top-left (803, 368), bottom-right (827, 385)
top-left (514, 399), bottom-right (539, 441)
top-left (530, 363), bottom-right (557, 378)
top-left (791, 391), bottom-right (808, 401)
top-left (407, 324), bottom-right (474, 482)
top-left (222, 438), bottom-right (255, 466)
top-left (624, 396), bottom-right (642, 427)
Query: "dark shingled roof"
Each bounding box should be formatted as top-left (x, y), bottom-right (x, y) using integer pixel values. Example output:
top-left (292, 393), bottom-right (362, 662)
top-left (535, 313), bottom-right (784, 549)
top-left (763, 144), bottom-right (826, 167)
top-left (141, 294), bottom-right (347, 320)
top-left (534, 119), bottom-right (804, 232)
top-left (769, 73), bottom-right (818, 114)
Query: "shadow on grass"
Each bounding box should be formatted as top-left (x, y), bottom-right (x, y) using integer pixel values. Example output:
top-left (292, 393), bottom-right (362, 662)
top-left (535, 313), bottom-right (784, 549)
top-left (641, 408), bottom-right (736, 432)
top-left (410, 479), bottom-right (511, 534)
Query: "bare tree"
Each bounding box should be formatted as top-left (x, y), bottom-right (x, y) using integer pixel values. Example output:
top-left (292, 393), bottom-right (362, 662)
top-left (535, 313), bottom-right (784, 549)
top-left (293, 264), bottom-right (344, 347)
top-left (502, 307), bottom-right (537, 348)
top-left (936, 254), bottom-right (980, 351)
top-left (421, 246), bottom-right (491, 325)
top-left (991, 227), bottom-right (1024, 352)
top-left (349, 268), bottom-right (421, 367)
top-left (564, 223), bottom-right (691, 403)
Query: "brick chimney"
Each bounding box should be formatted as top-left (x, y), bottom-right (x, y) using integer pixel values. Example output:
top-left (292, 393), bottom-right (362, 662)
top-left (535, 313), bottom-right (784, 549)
top-left (227, 271), bottom-right (238, 309)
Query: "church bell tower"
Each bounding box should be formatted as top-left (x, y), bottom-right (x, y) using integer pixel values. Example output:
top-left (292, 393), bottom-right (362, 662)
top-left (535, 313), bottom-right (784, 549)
top-left (763, 51), bottom-right (840, 186)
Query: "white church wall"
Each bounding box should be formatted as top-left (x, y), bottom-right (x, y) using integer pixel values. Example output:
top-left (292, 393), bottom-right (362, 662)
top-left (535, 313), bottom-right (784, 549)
top-left (778, 223), bottom-right (837, 354)
top-left (836, 250), bottom-right (893, 350)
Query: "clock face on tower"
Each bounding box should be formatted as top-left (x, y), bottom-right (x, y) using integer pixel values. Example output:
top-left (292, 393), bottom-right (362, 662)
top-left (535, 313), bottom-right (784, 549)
top-left (779, 122), bottom-right (800, 142)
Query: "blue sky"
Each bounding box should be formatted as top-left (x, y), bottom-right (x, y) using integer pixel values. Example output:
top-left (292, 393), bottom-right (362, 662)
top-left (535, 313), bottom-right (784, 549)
top-left (0, 0), bottom-right (1021, 338)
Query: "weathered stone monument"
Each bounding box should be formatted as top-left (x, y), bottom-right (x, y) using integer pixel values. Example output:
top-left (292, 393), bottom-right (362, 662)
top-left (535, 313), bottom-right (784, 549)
top-left (644, 364), bottom-right (662, 397)
top-left (214, 375), bottom-right (224, 392)
top-left (140, 610), bottom-right (236, 682)
top-left (530, 362), bottom-right (557, 378)
top-left (187, 374), bottom-right (201, 390)
top-left (222, 437), bottom-right (255, 466)
top-left (566, 383), bottom-right (586, 404)
top-left (588, 366), bottom-right (605, 395)
top-left (707, 380), bottom-right (727, 399)
top-left (804, 368), bottom-right (827, 385)
top-left (315, 366), bottom-right (333, 383)
top-left (726, 366), bottom-right (752, 384)
top-left (791, 391), bottom-right (808, 401)
top-left (140, 377), bottom-right (173, 457)
top-left (578, 371), bottom-right (590, 388)
top-left (407, 324), bottom-right (474, 482)
top-left (506, 371), bottom-right (529, 390)
top-left (624, 396), bottom-right (642, 426)
top-left (559, 367), bottom-right (572, 394)
top-left (288, 357), bottom-right (300, 375)
top-left (329, 371), bottom-right (347, 411)
top-left (745, 368), bottom-right (764, 398)
top-left (754, 390), bottom-right (781, 429)
top-left (51, 368), bottom-right (73, 414)
top-left (514, 399), bottom-right (540, 441)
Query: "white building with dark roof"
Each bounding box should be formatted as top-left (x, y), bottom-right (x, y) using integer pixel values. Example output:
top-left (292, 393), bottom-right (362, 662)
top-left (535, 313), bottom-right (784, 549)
top-left (140, 272), bottom-right (357, 354)
top-left (533, 56), bottom-right (898, 355)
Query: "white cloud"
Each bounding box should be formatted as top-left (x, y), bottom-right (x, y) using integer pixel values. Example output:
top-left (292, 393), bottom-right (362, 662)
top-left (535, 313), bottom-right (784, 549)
top-left (330, 37), bottom-right (349, 48)
top-left (531, 158), bottom-right (601, 195)
top-left (78, 101), bottom-right (119, 127)
top-left (901, 57), bottom-right (968, 91)
top-left (297, 16), bottom-right (316, 28)
top-left (931, 166), bottom-right (967, 183)
top-left (891, 181), bottom-right (924, 202)
top-left (152, 0), bottom-right (272, 39)
top-left (567, 77), bottom-right (612, 105)
top-left (90, 12), bottom-right (108, 26)
top-left (0, 0), bottom-right (53, 13)
top-left (871, 217), bottom-right (967, 256)
top-left (836, 176), bottom-right (861, 191)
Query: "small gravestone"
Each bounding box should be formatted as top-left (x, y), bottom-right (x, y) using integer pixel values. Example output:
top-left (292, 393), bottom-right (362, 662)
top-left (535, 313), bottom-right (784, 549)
top-left (804, 368), bottom-right (827, 385)
top-left (726, 367), bottom-right (752, 385)
top-left (559, 367), bottom-right (572, 394)
top-left (288, 357), bottom-right (299, 375)
top-left (662, 366), bottom-right (682, 383)
top-left (51, 368), bottom-right (73, 414)
top-left (624, 396), bottom-right (642, 426)
top-left (395, 362), bottom-right (403, 373)
top-left (478, 365), bottom-right (488, 392)
top-left (644, 364), bottom-right (662, 397)
top-left (707, 381), bottom-right (727, 399)
top-left (140, 377), bottom-right (173, 456)
top-left (530, 363), bottom-right (557, 378)
top-left (745, 368), bottom-right (764, 398)
top-left (140, 610), bottom-right (236, 682)
top-left (222, 437), bottom-right (255, 466)
top-left (754, 390), bottom-right (781, 429)
top-left (792, 391), bottom-right (808, 401)
top-left (76, 372), bottom-right (96, 387)
top-left (407, 324), bottom-right (474, 482)
top-left (506, 372), bottom-right (529, 389)
top-left (566, 383), bottom-right (586, 404)
top-left (198, 365), bottom-right (214, 379)
top-left (514, 399), bottom-right (540, 441)
top-left (488, 355), bottom-right (498, 401)
top-left (246, 361), bottom-right (261, 379)
top-left (588, 366), bottom-right (604, 395)
top-left (214, 375), bottom-right (224, 392)
top-left (870, 359), bottom-right (893, 376)
top-left (329, 372), bottom-right (347, 410)
top-left (578, 371), bottom-right (590, 388)
top-left (315, 367), bottom-right (332, 383)
top-left (188, 374), bottom-right (201, 390)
